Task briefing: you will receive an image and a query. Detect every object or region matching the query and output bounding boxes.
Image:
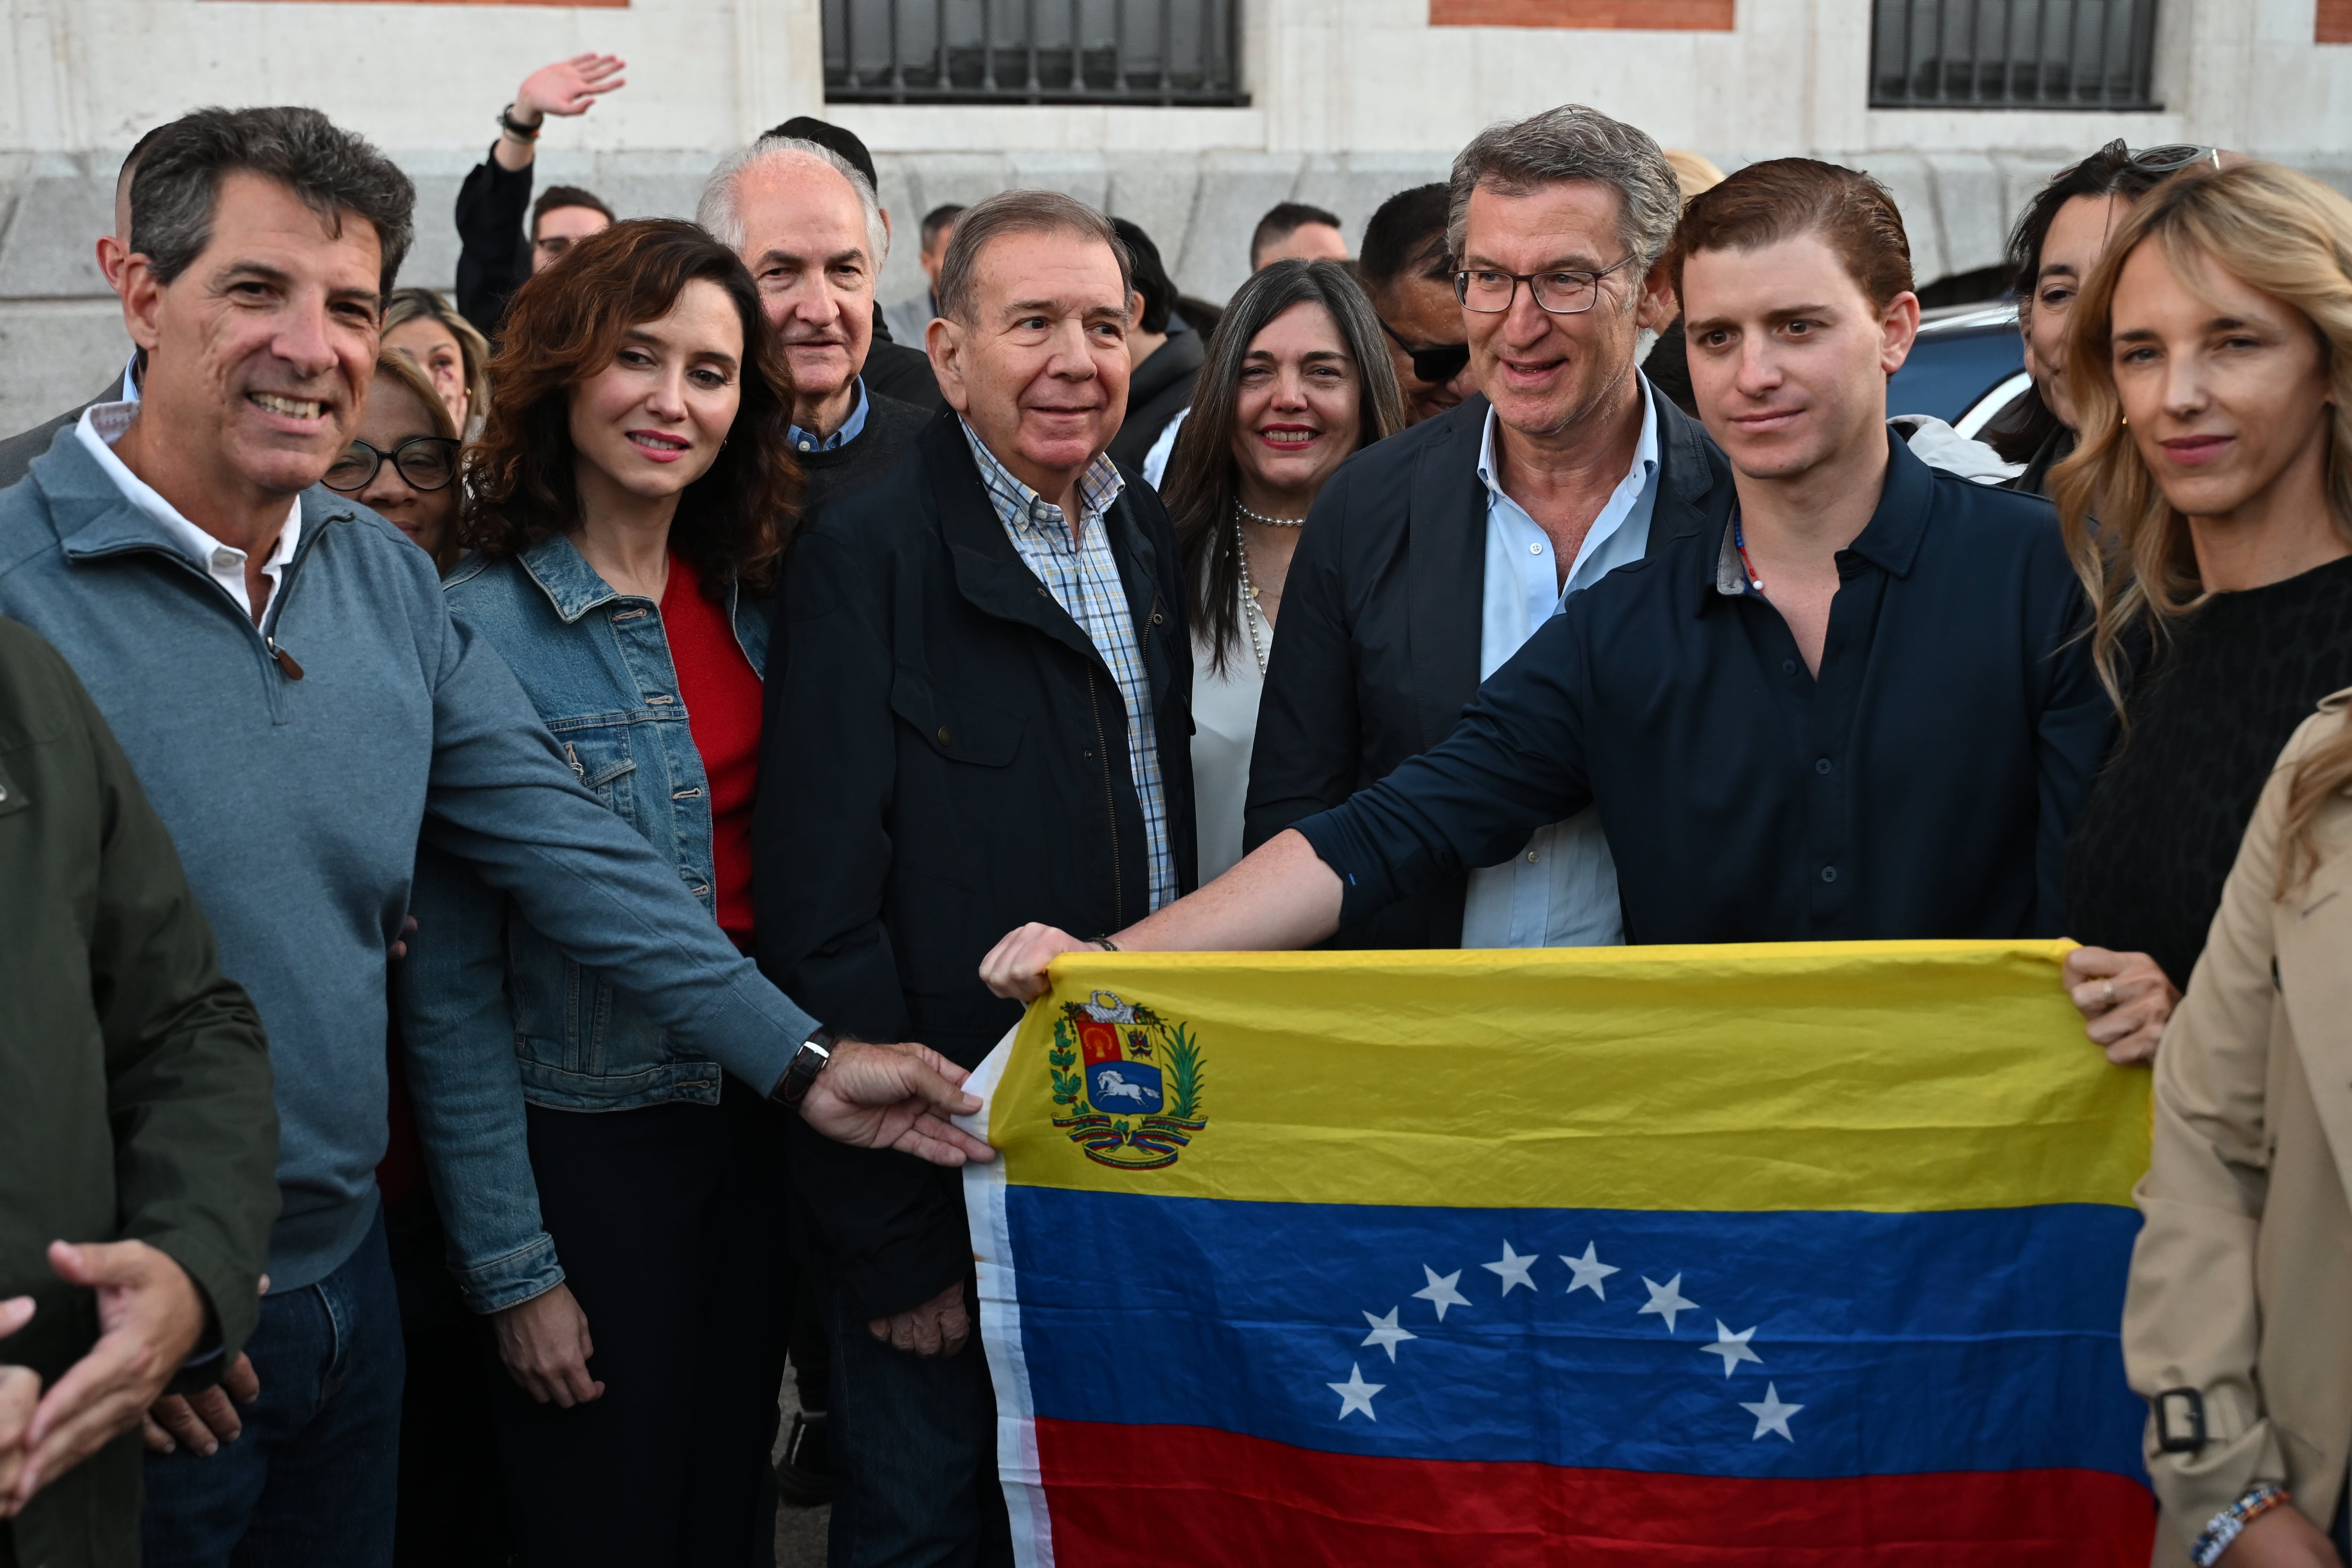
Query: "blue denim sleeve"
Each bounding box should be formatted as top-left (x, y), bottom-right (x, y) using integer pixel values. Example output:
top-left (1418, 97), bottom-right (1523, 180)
top-left (1292, 605), bottom-right (1597, 927)
top-left (417, 609), bottom-right (819, 1095)
top-left (397, 841), bottom-right (563, 1314)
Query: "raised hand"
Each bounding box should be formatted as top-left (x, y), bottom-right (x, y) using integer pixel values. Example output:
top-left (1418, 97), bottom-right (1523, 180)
top-left (513, 54), bottom-right (628, 127)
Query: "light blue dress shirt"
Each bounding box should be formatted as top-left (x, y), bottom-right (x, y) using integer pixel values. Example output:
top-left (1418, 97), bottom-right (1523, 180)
top-left (787, 375), bottom-right (869, 454)
top-left (1459, 375), bottom-right (1661, 949)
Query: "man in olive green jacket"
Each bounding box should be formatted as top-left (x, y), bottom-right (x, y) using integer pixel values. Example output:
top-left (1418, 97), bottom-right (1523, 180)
top-left (0, 616), bottom-right (277, 1568)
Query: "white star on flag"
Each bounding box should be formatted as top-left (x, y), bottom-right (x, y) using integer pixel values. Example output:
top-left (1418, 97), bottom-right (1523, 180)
top-left (1740, 1383), bottom-right (1803, 1441)
top-left (1328, 1362), bottom-right (1385, 1420)
top-left (1701, 1321), bottom-right (1763, 1376)
top-left (1413, 1266), bottom-right (1470, 1321)
top-left (1637, 1274), bottom-right (1699, 1333)
top-left (1561, 1242), bottom-right (1619, 1300)
top-left (1360, 1307), bottom-right (1417, 1361)
top-left (1482, 1241), bottom-right (1538, 1295)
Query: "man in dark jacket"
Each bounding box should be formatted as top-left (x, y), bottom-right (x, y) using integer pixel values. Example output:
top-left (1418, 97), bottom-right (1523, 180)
top-left (452, 53), bottom-right (622, 336)
top-left (756, 190), bottom-right (1194, 1568)
top-left (1104, 218), bottom-right (1203, 473)
top-left (0, 618), bottom-right (278, 1568)
top-left (1245, 104), bottom-right (1732, 949)
top-left (698, 132), bottom-right (932, 515)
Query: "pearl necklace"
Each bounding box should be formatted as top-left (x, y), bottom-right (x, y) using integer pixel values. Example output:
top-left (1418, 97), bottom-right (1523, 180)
top-left (1233, 513), bottom-right (1272, 677)
top-left (1235, 500), bottom-right (1307, 528)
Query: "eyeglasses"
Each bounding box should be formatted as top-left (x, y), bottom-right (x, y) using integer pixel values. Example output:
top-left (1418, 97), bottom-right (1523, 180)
top-left (1376, 316), bottom-right (1470, 386)
top-left (323, 435), bottom-right (461, 494)
top-left (1454, 255), bottom-right (1637, 316)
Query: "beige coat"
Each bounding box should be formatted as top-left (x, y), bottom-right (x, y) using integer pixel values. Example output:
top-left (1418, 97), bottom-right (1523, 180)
top-left (2124, 689), bottom-right (2352, 1561)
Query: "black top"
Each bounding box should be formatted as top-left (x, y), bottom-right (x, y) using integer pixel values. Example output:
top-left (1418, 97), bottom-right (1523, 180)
top-left (755, 409), bottom-right (1196, 1317)
top-left (858, 336), bottom-right (945, 413)
top-left (1107, 329), bottom-right (1204, 472)
top-left (1245, 387), bottom-right (1735, 947)
top-left (1295, 434), bottom-right (2113, 945)
top-left (795, 388), bottom-right (931, 517)
top-left (2066, 552), bottom-right (2352, 989)
top-left (453, 146), bottom-right (532, 338)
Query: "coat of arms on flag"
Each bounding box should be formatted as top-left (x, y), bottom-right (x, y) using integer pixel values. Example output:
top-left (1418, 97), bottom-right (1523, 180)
top-left (1045, 989), bottom-right (1206, 1170)
top-left (961, 941), bottom-right (2158, 1565)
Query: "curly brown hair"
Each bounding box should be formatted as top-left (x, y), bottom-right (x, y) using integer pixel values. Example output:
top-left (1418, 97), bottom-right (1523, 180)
top-left (462, 218), bottom-right (799, 596)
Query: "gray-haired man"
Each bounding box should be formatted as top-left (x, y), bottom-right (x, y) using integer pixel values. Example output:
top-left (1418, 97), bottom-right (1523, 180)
top-left (1244, 104), bottom-right (1738, 949)
top-left (699, 134), bottom-right (933, 514)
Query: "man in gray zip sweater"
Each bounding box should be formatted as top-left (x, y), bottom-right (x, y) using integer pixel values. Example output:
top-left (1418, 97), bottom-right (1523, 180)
top-left (0, 107), bottom-right (988, 1568)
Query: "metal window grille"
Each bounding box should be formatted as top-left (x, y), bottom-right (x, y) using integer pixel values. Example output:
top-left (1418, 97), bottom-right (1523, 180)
top-left (1871, 0), bottom-right (2159, 109)
top-left (823, 0), bottom-right (1246, 105)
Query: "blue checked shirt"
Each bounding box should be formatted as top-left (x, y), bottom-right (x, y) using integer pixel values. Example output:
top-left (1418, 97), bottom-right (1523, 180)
top-left (961, 420), bottom-right (1179, 912)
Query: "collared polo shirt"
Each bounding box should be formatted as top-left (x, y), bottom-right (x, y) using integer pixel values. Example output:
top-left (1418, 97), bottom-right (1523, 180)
top-left (1460, 375), bottom-right (1661, 949)
top-left (788, 376), bottom-right (870, 455)
top-left (961, 420), bottom-right (1179, 913)
top-left (76, 401), bottom-right (299, 623)
top-left (1295, 435), bottom-right (2111, 946)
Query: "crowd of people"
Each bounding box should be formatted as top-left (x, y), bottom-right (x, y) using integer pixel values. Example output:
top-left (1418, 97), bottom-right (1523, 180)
top-left (0, 48), bottom-right (2348, 1568)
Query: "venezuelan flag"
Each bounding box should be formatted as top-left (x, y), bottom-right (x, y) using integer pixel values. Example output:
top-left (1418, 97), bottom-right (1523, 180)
top-left (961, 940), bottom-right (2153, 1564)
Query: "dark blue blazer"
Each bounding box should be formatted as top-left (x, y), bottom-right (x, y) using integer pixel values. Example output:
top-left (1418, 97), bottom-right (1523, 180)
top-left (1243, 388), bottom-right (1735, 947)
top-left (1294, 435), bottom-right (2114, 945)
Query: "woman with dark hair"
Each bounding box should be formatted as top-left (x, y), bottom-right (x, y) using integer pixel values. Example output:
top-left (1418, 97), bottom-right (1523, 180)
top-left (400, 216), bottom-right (803, 1564)
top-left (1987, 140), bottom-right (2221, 493)
top-left (2050, 163), bottom-right (2352, 1082)
top-left (1163, 258), bottom-right (1404, 878)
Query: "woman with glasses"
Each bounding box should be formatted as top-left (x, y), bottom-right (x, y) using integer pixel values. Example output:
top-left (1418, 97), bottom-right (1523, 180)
top-left (384, 287), bottom-right (493, 438)
top-left (1162, 259), bottom-right (1404, 879)
top-left (398, 217), bottom-right (803, 1565)
top-left (325, 350), bottom-right (462, 567)
top-left (1988, 141), bottom-right (2223, 495)
top-left (2051, 163), bottom-right (2352, 1079)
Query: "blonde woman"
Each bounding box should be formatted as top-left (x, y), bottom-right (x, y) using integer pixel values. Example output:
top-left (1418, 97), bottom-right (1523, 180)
top-left (2050, 163), bottom-right (2352, 1068)
top-left (385, 287), bottom-right (493, 437)
top-left (2122, 691), bottom-right (2352, 1565)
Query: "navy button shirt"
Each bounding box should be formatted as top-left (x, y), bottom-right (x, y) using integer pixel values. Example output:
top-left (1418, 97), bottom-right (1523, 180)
top-left (1295, 436), bottom-right (2114, 945)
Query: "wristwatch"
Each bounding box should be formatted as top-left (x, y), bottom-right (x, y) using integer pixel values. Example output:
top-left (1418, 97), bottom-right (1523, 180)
top-left (497, 103), bottom-right (542, 142)
top-left (770, 1028), bottom-right (837, 1108)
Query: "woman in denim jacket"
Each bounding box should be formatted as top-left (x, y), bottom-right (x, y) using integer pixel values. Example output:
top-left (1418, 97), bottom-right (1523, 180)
top-left (401, 218), bottom-right (802, 1565)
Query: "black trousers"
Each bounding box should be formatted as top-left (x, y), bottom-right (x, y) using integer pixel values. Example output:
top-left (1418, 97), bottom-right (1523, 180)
top-left (493, 1078), bottom-right (796, 1568)
top-left (385, 1191), bottom-right (509, 1567)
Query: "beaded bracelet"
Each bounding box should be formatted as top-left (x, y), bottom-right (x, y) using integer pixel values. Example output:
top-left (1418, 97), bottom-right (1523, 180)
top-left (2192, 1482), bottom-right (2291, 1567)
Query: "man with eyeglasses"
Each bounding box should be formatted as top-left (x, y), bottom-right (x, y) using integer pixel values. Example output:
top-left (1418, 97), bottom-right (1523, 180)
top-left (453, 52), bottom-right (624, 340)
top-left (1244, 105), bottom-right (1736, 951)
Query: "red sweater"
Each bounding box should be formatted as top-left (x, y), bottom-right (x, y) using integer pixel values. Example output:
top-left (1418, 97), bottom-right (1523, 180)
top-left (662, 554), bottom-right (763, 951)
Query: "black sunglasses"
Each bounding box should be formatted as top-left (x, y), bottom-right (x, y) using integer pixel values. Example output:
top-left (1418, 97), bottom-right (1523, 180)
top-left (1377, 316), bottom-right (1470, 387)
top-left (324, 435), bottom-right (461, 494)
top-left (2119, 140), bottom-right (2223, 175)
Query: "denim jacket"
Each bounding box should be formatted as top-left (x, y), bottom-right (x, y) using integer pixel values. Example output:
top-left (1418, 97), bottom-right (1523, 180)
top-left (402, 535), bottom-right (773, 1312)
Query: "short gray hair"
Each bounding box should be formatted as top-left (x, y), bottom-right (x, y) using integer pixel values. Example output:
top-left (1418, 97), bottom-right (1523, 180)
top-left (934, 190), bottom-right (1132, 326)
top-left (132, 106), bottom-right (415, 300)
top-left (1447, 105), bottom-right (1682, 280)
top-left (698, 136), bottom-right (888, 267)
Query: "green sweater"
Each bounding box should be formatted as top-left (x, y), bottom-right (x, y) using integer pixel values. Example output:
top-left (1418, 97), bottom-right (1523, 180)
top-left (0, 616), bottom-right (277, 1568)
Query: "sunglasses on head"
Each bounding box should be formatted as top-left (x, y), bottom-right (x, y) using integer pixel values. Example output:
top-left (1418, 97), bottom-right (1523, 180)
top-left (2102, 139), bottom-right (2223, 175)
top-left (1377, 316), bottom-right (1470, 387)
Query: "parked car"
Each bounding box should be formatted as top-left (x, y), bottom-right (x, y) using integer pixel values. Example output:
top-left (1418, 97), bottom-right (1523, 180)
top-left (1887, 302), bottom-right (2030, 438)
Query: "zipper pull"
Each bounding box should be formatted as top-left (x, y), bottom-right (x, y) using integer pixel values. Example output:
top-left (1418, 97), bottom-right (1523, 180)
top-left (266, 637), bottom-right (304, 680)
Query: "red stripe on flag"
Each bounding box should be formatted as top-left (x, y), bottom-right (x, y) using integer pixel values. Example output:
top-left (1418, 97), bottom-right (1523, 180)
top-left (1033, 1419), bottom-right (2155, 1565)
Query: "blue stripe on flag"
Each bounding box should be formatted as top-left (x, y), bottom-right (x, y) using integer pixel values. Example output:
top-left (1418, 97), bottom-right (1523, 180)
top-left (1007, 1188), bottom-right (2145, 1481)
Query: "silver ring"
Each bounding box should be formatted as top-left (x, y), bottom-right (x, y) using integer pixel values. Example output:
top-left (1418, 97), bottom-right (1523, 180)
top-left (2102, 979), bottom-right (2118, 1010)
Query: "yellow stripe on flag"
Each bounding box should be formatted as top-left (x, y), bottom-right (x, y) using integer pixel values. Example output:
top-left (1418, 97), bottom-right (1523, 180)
top-left (990, 939), bottom-right (2148, 1214)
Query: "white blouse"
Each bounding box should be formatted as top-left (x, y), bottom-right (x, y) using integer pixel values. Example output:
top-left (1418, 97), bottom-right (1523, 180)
top-left (1190, 581), bottom-right (1268, 883)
